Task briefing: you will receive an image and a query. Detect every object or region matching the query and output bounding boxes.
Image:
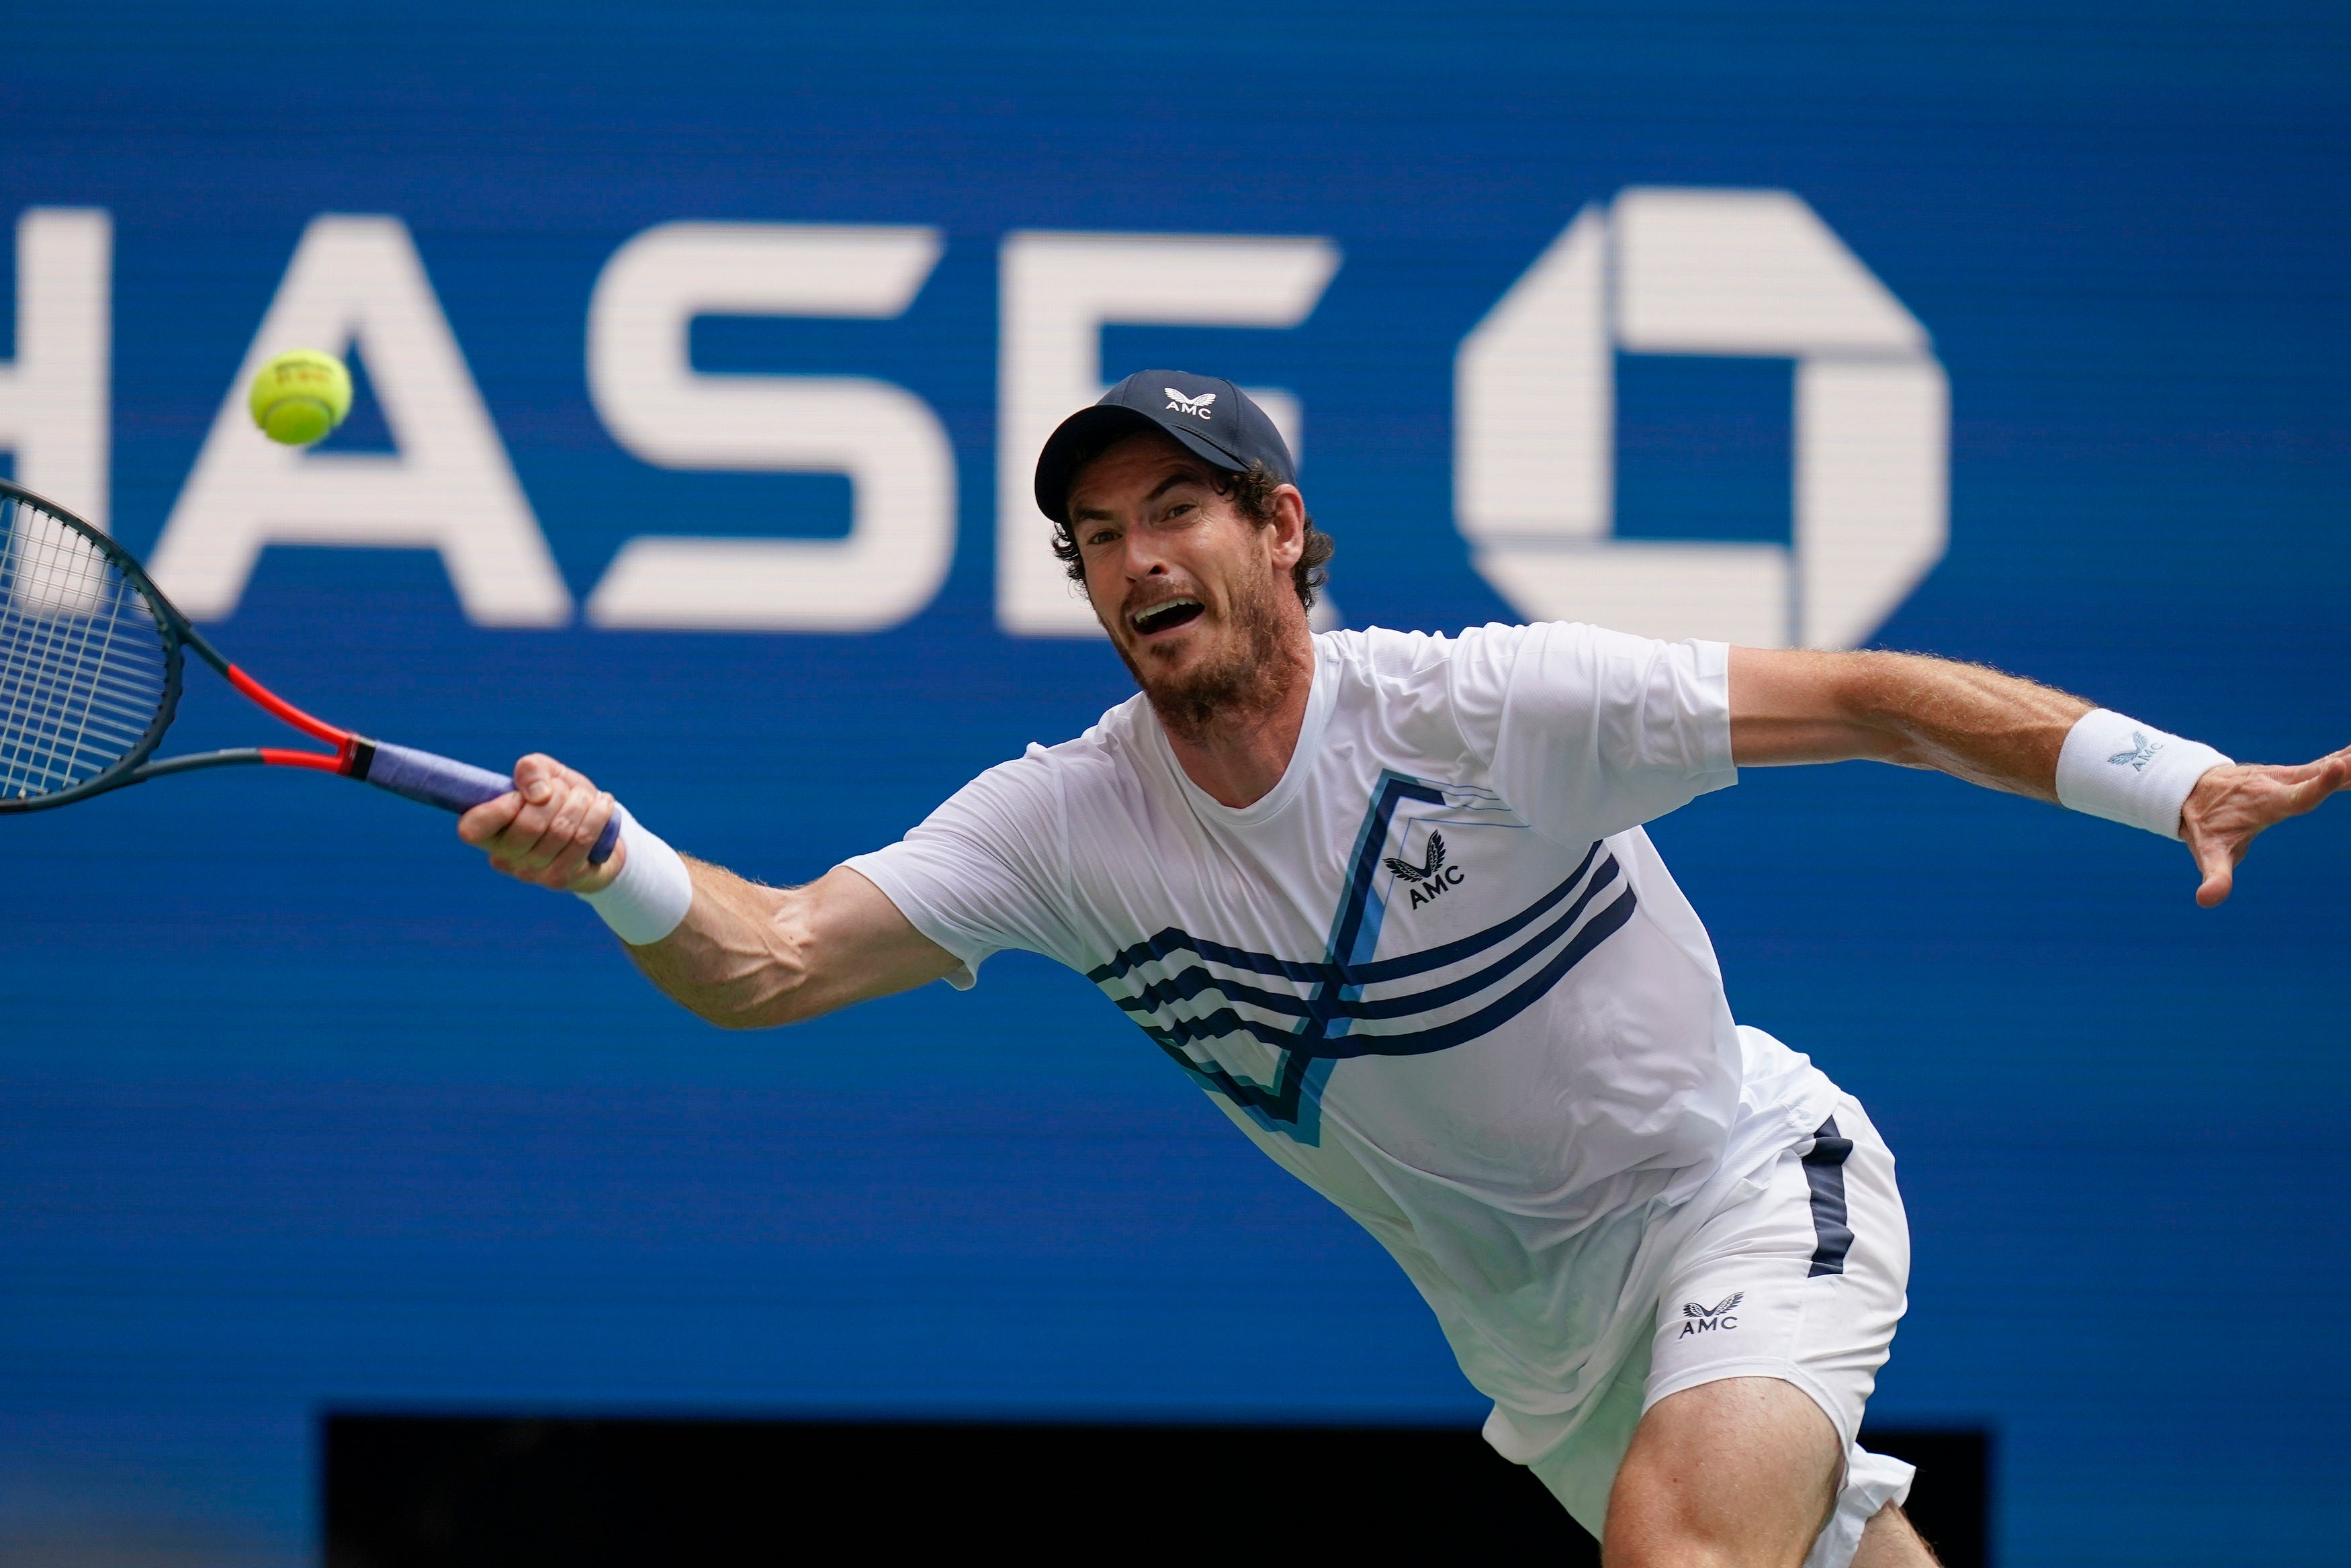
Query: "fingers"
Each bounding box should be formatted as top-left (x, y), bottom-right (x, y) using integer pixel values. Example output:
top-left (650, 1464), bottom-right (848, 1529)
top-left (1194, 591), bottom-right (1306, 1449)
top-left (566, 806), bottom-right (627, 894)
top-left (467, 755), bottom-right (617, 892)
top-left (2193, 849), bottom-right (2234, 909)
top-left (455, 789), bottom-right (522, 847)
top-left (512, 751), bottom-right (568, 794)
top-left (2291, 750), bottom-right (2351, 811)
top-left (2241, 751), bottom-right (2351, 823)
top-left (2173, 747), bottom-right (2346, 910)
top-left (2180, 800), bottom-right (2243, 909)
top-left (539, 790), bottom-right (622, 892)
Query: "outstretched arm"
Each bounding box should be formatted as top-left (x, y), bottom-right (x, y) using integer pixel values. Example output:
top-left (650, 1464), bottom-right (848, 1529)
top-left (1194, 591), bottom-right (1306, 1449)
top-left (456, 753), bottom-right (962, 1028)
top-left (1728, 647), bottom-right (2350, 907)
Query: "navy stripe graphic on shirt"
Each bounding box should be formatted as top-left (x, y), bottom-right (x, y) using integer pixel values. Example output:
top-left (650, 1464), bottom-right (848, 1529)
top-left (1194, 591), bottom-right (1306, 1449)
top-left (1087, 771), bottom-right (1638, 1144)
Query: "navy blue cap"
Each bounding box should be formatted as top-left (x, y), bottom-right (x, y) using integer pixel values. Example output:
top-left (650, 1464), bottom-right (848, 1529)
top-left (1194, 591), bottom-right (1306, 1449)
top-left (1032, 369), bottom-right (1296, 523)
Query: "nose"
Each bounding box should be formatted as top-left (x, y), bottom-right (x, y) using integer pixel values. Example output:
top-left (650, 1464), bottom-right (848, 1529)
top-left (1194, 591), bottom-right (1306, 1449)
top-left (1119, 529), bottom-right (1171, 582)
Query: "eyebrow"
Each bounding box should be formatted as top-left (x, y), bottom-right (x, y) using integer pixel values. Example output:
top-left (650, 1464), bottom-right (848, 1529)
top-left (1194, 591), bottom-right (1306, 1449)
top-left (1069, 466), bottom-right (1206, 524)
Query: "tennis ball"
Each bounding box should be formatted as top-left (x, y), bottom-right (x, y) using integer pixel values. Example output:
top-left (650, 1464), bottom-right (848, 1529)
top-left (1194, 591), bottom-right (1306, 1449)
top-left (248, 349), bottom-right (353, 446)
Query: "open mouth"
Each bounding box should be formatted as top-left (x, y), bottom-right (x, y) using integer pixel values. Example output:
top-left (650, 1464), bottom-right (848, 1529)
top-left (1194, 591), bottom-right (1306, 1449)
top-left (1128, 597), bottom-right (1205, 637)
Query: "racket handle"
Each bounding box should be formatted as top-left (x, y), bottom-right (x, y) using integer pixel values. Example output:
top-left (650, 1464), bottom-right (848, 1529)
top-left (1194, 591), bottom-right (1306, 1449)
top-left (361, 741), bottom-right (621, 866)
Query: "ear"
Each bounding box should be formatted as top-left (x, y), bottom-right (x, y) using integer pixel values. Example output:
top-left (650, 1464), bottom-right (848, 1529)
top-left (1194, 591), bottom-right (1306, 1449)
top-left (1265, 485), bottom-right (1308, 572)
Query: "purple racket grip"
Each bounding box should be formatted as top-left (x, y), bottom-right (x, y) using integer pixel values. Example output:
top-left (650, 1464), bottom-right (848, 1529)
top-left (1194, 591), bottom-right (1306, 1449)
top-left (362, 741), bottom-right (621, 865)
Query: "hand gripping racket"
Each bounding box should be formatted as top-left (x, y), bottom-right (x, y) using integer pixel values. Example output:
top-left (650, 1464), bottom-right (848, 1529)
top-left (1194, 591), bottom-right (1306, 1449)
top-left (0, 477), bottom-right (619, 863)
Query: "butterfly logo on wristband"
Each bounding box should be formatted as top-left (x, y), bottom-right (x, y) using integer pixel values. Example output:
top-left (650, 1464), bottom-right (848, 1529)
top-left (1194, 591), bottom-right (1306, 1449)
top-left (2109, 732), bottom-right (2164, 772)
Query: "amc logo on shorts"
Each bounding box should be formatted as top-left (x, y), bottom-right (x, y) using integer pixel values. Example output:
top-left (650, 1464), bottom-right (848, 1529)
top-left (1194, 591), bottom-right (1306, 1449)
top-left (1678, 1293), bottom-right (1745, 1338)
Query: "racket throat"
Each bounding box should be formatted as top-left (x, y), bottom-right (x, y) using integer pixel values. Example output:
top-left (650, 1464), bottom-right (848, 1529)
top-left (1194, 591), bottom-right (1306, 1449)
top-left (226, 663), bottom-right (378, 776)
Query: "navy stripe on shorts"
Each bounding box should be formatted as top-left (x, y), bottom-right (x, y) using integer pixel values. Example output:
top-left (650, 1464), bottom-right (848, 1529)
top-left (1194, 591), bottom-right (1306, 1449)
top-left (1802, 1116), bottom-right (1856, 1278)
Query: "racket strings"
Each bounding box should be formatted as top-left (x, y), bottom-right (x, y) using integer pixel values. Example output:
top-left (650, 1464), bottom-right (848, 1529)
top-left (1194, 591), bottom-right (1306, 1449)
top-left (0, 495), bottom-right (171, 800)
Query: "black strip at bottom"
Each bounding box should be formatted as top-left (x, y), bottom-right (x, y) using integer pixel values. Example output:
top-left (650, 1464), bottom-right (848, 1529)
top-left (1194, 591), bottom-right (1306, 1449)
top-left (1803, 1114), bottom-right (1857, 1278)
top-left (323, 1414), bottom-right (1988, 1567)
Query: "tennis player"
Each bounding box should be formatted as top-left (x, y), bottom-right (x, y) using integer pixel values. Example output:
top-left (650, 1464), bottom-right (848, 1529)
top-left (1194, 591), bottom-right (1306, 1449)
top-left (461, 371), bottom-right (2346, 1568)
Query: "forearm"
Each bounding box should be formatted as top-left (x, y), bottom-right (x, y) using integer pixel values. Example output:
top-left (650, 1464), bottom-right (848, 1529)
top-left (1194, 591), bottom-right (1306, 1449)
top-left (1726, 645), bottom-right (2342, 907)
top-left (458, 755), bottom-right (967, 1011)
top-left (1731, 648), bottom-right (2090, 800)
top-left (613, 860), bottom-right (961, 1030)
top-left (621, 860), bottom-right (817, 1030)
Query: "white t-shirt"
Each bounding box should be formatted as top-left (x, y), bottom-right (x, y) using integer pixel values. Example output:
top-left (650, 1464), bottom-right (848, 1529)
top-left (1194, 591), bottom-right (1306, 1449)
top-left (846, 624), bottom-right (1840, 1457)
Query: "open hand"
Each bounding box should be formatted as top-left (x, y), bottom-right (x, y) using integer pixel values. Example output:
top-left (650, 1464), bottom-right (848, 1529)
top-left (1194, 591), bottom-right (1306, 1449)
top-left (2180, 745), bottom-right (2350, 907)
top-left (456, 752), bottom-right (625, 893)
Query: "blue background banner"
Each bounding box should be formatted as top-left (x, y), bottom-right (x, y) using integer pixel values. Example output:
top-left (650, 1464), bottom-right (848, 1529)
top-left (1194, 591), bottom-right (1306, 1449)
top-left (3, 4), bottom-right (2346, 1563)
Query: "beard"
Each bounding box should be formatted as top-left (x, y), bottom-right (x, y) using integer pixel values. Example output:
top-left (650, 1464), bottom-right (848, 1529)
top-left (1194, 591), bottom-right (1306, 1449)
top-left (1109, 560), bottom-right (1300, 746)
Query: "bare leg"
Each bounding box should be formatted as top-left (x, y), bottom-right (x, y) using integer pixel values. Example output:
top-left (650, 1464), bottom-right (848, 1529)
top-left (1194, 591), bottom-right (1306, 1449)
top-left (1603, 1377), bottom-right (1838, 1568)
top-left (1601, 1376), bottom-right (1939, 1568)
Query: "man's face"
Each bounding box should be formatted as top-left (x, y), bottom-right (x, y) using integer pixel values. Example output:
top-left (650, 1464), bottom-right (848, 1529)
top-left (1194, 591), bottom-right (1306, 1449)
top-left (1065, 430), bottom-right (1306, 727)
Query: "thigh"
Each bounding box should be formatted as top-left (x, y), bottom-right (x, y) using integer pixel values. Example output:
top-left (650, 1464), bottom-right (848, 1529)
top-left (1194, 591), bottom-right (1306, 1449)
top-left (1615, 1095), bottom-right (1917, 1568)
top-left (1523, 1098), bottom-right (1915, 1565)
top-left (1645, 1095), bottom-right (1910, 1453)
top-left (1604, 1374), bottom-right (1843, 1568)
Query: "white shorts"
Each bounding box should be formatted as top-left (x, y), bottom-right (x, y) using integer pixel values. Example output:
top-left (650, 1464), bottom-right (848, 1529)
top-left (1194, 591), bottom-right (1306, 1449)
top-left (1525, 1093), bottom-right (1914, 1568)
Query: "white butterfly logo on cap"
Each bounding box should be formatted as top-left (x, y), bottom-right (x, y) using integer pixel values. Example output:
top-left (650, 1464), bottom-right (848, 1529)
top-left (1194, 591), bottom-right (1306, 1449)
top-left (1164, 388), bottom-right (1216, 419)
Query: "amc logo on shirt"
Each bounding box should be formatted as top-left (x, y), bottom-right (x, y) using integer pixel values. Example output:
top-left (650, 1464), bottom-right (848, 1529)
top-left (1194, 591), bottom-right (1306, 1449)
top-left (1384, 829), bottom-right (1468, 909)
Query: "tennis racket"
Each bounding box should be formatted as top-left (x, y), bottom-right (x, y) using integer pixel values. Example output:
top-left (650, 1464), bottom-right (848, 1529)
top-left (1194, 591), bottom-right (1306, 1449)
top-left (0, 477), bottom-right (618, 863)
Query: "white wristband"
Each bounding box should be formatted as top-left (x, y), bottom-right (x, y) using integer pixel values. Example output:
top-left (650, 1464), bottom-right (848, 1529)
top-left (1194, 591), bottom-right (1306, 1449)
top-left (2055, 708), bottom-right (2231, 841)
top-left (576, 806), bottom-right (694, 945)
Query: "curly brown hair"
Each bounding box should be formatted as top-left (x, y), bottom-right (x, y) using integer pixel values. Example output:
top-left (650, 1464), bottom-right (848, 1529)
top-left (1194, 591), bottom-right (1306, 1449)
top-left (1050, 456), bottom-right (1335, 610)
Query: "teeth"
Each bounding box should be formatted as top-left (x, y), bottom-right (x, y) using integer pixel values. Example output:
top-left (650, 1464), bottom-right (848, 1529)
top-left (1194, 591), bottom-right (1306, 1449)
top-left (1132, 598), bottom-right (1200, 631)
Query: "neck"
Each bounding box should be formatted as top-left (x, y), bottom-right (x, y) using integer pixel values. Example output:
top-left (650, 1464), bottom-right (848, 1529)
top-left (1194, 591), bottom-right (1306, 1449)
top-left (1157, 627), bottom-right (1317, 809)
